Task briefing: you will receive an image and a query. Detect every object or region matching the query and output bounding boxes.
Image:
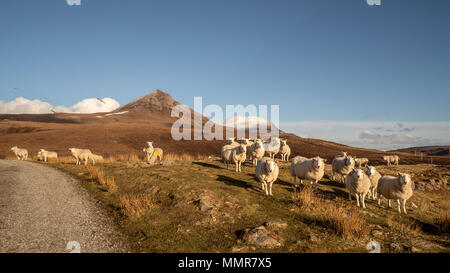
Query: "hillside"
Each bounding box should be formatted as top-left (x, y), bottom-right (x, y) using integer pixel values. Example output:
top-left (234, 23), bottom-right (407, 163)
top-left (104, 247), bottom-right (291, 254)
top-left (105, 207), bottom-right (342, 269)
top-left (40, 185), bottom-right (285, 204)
top-left (392, 146), bottom-right (450, 157)
top-left (1, 89), bottom-right (450, 165)
top-left (48, 159), bottom-right (450, 253)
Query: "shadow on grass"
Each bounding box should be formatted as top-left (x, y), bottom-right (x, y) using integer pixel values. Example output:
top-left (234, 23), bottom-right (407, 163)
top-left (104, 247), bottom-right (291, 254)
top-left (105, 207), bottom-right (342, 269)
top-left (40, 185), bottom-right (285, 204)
top-left (192, 161), bottom-right (222, 169)
top-left (216, 175), bottom-right (256, 191)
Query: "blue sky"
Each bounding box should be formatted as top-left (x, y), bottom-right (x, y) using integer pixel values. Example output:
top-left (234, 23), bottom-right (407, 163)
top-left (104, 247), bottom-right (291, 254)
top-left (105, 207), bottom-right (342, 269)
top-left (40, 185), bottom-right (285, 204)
top-left (1, 0), bottom-right (449, 150)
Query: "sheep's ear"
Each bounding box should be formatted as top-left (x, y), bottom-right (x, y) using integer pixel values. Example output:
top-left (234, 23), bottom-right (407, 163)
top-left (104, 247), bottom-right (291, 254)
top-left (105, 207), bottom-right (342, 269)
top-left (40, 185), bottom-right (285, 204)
top-left (323, 159), bottom-right (327, 163)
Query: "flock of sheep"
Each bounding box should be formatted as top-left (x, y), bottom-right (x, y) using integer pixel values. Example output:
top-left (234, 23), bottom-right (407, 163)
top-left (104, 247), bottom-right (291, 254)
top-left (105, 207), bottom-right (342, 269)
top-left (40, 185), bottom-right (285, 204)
top-left (9, 141), bottom-right (163, 166)
top-left (220, 138), bottom-right (413, 214)
top-left (9, 138), bottom-right (412, 214)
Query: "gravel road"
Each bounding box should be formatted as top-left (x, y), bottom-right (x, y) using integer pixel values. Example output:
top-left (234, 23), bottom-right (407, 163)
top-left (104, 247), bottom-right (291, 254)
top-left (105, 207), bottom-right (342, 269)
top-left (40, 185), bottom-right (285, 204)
top-left (0, 160), bottom-right (128, 253)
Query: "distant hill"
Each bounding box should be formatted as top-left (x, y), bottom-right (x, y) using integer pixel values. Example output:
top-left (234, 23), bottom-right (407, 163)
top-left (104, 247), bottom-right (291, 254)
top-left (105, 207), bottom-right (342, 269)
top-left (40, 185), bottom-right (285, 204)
top-left (1, 89), bottom-right (450, 165)
top-left (391, 146), bottom-right (450, 157)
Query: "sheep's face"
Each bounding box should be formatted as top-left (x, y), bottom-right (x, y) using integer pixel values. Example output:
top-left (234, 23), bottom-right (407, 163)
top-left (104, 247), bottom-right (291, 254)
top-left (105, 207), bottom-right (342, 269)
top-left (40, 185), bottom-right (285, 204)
top-left (383, 156), bottom-right (388, 161)
top-left (11, 146), bottom-right (17, 151)
top-left (265, 160), bottom-right (276, 173)
top-left (69, 148), bottom-right (75, 153)
top-left (281, 140), bottom-right (287, 146)
top-left (255, 140), bottom-right (263, 148)
top-left (398, 173), bottom-right (412, 185)
top-left (344, 156), bottom-right (354, 166)
top-left (340, 152), bottom-right (347, 157)
top-left (142, 148), bottom-right (147, 152)
top-left (351, 169), bottom-right (364, 180)
top-left (366, 166), bottom-right (376, 176)
top-left (226, 137), bottom-right (235, 145)
top-left (239, 144), bottom-right (247, 153)
top-left (312, 157), bottom-right (324, 170)
top-left (146, 142), bottom-right (153, 147)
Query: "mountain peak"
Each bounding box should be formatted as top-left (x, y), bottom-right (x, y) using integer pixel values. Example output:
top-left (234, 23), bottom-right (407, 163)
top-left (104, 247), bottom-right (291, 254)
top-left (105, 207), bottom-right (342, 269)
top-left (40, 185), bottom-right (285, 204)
top-left (114, 89), bottom-right (180, 113)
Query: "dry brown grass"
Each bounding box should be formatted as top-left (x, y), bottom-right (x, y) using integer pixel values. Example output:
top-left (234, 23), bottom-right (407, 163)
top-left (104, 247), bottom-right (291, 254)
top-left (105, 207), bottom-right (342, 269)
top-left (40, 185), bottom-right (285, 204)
top-left (86, 165), bottom-right (117, 192)
top-left (56, 156), bottom-right (76, 164)
top-left (164, 152), bottom-right (208, 161)
top-left (108, 153), bottom-right (142, 162)
top-left (292, 185), bottom-right (323, 210)
top-left (318, 205), bottom-right (369, 240)
top-left (434, 204), bottom-right (450, 234)
top-left (119, 194), bottom-right (155, 218)
top-left (292, 185), bottom-right (369, 240)
top-left (385, 214), bottom-right (421, 235)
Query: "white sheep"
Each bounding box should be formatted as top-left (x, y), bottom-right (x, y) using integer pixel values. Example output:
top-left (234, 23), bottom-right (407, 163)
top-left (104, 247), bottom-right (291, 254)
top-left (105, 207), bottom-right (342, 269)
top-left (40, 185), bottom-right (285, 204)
top-left (226, 137), bottom-right (240, 146)
top-left (377, 173), bottom-right (413, 214)
top-left (290, 156), bottom-right (326, 186)
top-left (355, 157), bottom-right (369, 167)
top-left (345, 169), bottom-right (371, 209)
top-left (69, 148), bottom-right (94, 165)
top-left (263, 137), bottom-right (281, 159)
top-left (145, 147), bottom-right (163, 163)
top-left (279, 139), bottom-right (291, 161)
top-left (255, 157), bottom-right (279, 196)
top-left (91, 154), bottom-right (104, 162)
top-left (10, 146), bottom-right (28, 160)
top-left (248, 139), bottom-right (265, 165)
top-left (383, 155), bottom-right (399, 166)
top-left (143, 142), bottom-right (155, 162)
top-left (331, 155), bottom-right (355, 182)
top-left (365, 166), bottom-right (381, 200)
top-left (38, 149), bottom-right (58, 162)
top-left (222, 143), bottom-right (247, 172)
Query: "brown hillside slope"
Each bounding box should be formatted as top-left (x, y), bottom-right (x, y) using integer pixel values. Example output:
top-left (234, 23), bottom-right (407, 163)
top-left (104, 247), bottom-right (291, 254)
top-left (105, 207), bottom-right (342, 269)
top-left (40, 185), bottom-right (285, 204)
top-left (1, 90), bottom-right (449, 165)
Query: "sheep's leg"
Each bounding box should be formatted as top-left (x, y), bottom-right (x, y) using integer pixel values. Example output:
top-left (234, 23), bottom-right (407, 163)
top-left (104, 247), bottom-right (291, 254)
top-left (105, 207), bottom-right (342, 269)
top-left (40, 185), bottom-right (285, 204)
top-left (293, 176), bottom-right (297, 186)
top-left (396, 200), bottom-right (401, 213)
top-left (355, 194), bottom-right (360, 207)
top-left (373, 189), bottom-right (377, 200)
top-left (361, 194), bottom-right (366, 209)
top-left (269, 182), bottom-right (273, 196)
top-left (388, 200), bottom-right (391, 208)
top-left (402, 199), bottom-right (407, 214)
top-left (264, 182), bottom-right (269, 195)
top-left (377, 196), bottom-right (382, 206)
top-left (348, 192), bottom-right (352, 201)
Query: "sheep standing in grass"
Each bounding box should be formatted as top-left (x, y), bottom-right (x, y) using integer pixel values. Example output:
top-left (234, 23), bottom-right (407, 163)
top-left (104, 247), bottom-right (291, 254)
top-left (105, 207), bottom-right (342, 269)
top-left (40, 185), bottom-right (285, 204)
top-left (263, 137), bottom-right (281, 159)
top-left (248, 139), bottom-right (265, 165)
top-left (355, 157), bottom-right (369, 167)
top-left (38, 149), bottom-right (58, 162)
top-left (149, 148), bottom-right (164, 163)
top-left (91, 154), bottom-right (104, 163)
top-left (383, 155), bottom-right (400, 166)
top-left (345, 169), bottom-right (371, 209)
top-left (279, 140), bottom-right (291, 161)
top-left (331, 155), bottom-right (355, 182)
top-left (222, 144), bottom-right (247, 172)
top-left (69, 148), bottom-right (93, 165)
top-left (10, 146), bottom-right (28, 160)
top-left (226, 137), bottom-right (240, 147)
top-left (290, 156), bottom-right (326, 186)
top-left (377, 173), bottom-right (413, 214)
top-left (144, 142), bottom-right (155, 162)
top-left (255, 157), bottom-right (279, 196)
top-left (365, 166), bottom-right (381, 200)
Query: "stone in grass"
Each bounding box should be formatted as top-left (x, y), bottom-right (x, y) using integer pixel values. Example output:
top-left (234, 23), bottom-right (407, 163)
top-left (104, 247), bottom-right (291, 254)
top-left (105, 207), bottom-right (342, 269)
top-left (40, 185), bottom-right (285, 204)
top-left (242, 226), bottom-right (283, 249)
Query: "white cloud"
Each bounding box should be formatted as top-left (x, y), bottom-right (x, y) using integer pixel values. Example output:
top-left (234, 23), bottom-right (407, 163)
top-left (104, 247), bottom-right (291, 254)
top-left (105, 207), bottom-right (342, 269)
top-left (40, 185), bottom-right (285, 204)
top-left (219, 116), bottom-right (274, 129)
top-left (66, 0), bottom-right (81, 6)
top-left (0, 97), bottom-right (120, 114)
